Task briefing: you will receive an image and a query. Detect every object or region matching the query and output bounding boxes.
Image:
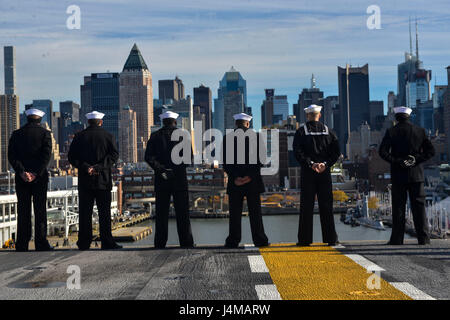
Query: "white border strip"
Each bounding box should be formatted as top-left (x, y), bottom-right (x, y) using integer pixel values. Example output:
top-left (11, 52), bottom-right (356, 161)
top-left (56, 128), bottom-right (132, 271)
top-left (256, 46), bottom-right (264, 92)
top-left (390, 282), bottom-right (435, 300)
top-left (244, 244), bottom-right (257, 250)
top-left (255, 284), bottom-right (282, 300)
top-left (345, 254), bottom-right (385, 272)
top-left (248, 255), bottom-right (269, 273)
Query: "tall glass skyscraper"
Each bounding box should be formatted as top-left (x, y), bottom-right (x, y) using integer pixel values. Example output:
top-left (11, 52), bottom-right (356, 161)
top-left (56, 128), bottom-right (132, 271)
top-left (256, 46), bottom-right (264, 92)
top-left (213, 66), bottom-right (247, 133)
top-left (4, 46), bottom-right (16, 95)
top-left (91, 73), bottom-right (120, 145)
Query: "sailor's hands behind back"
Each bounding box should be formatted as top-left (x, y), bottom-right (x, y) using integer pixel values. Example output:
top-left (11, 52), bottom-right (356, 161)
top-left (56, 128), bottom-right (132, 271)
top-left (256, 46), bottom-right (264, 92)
top-left (161, 169), bottom-right (174, 180)
top-left (87, 167), bottom-right (99, 175)
top-left (235, 176), bottom-right (252, 186)
top-left (312, 163), bottom-right (326, 174)
top-left (394, 155), bottom-right (416, 168)
top-left (21, 172), bottom-right (36, 182)
top-left (403, 155), bottom-right (416, 168)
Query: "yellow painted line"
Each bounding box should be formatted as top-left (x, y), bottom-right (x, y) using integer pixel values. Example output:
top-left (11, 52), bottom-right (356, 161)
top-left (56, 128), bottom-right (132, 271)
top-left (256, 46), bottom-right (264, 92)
top-left (259, 244), bottom-right (411, 300)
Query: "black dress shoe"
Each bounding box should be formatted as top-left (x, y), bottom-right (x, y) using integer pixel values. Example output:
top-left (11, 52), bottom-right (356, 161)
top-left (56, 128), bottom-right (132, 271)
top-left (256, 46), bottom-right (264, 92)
top-left (101, 243), bottom-right (122, 250)
top-left (36, 245), bottom-right (54, 252)
top-left (418, 239), bottom-right (431, 245)
top-left (180, 244), bottom-right (195, 249)
top-left (15, 247), bottom-right (28, 252)
top-left (386, 241), bottom-right (403, 245)
top-left (255, 243), bottom-right (270, 248)
top-left (224, 243), bottom-right (239, 249)
top-left (296, 242), bottom-right (311, 247)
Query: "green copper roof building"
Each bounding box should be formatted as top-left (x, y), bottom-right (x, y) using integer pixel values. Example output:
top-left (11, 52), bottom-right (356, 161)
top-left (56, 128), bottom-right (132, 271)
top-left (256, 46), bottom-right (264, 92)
top-left (123, 43), bottom-right (148, 71)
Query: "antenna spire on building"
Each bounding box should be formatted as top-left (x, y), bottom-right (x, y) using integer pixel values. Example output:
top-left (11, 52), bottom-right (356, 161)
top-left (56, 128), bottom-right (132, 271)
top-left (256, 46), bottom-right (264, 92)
top-left (415, 17), bottom-right (419, 61)
top-left (311, 74), bottom-right (316, 89)
top-left (409, 17), bottom-right (413, 57)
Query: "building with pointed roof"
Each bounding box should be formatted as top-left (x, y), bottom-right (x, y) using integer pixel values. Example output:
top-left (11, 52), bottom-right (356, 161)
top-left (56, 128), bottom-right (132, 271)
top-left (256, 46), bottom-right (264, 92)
top-left (119, 43), bottom-right (154, 162)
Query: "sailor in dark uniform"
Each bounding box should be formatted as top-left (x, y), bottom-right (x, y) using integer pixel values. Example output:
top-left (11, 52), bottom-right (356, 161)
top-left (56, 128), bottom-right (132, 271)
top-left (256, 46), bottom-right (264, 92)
top-left (8, 108), bottom-right (53, 252)
top-left (222, 113), bottom-right (269, 248)
top-left (68, 111), bottom-right (122, 250)
top-left (293, 105), bottom-right (341, 246)
top-left (379, 106), bottom-right (435, 245)
top-left (145, 111), bottom-right (194, 249)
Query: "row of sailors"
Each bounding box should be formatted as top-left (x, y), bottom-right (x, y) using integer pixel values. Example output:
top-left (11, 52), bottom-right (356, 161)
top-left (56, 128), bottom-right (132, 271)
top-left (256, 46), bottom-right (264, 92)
top-left (7, 104), bottom-right (434, 251)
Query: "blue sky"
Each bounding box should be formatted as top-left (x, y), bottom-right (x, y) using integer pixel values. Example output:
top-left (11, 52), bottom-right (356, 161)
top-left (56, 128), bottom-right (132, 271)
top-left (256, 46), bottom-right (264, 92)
top-left (1, 0), bottom-right (450, 129)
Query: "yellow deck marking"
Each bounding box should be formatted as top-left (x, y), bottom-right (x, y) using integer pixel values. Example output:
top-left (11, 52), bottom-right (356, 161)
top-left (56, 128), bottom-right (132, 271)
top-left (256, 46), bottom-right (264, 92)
top-left (259, 244), bottom-right (411, 300)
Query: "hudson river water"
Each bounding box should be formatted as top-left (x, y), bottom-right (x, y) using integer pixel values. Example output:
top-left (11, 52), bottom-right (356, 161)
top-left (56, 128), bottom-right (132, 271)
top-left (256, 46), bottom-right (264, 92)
top-left (123, 215), bottom-right (412, 246)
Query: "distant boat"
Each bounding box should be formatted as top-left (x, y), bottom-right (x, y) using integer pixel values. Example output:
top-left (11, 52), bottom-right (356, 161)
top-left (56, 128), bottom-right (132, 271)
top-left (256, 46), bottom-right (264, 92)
top-left (341, 196), bottom-right (385, 231)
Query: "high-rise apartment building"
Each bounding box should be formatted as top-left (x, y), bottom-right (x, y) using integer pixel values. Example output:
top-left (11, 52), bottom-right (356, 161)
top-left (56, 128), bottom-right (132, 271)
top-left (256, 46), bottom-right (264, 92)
top-left (4, 46), bottom-right (16, 95)
top-left (0, 95), bottom-right (19, 172)
top-left (120, 44), bottom-right (153, 161)
top-left (60, 101), bottom-right (80, 122)
top-left (338, 64), bottom-right (370, 156)
top-left (119, 106), bottom-right (138, 164)
top-left (193, 84), bottom-right (212, 130)
top-left (159, 76), bottom-right (185, 104)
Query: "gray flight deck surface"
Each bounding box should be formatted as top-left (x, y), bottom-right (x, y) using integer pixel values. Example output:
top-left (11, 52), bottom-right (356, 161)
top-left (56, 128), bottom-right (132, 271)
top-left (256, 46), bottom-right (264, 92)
top-left (0, 240), bottom-right (448, 300)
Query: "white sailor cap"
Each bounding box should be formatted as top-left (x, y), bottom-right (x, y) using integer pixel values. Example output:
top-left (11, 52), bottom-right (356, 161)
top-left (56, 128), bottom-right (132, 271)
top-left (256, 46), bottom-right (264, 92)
top-left (394, 106), bottom-right (412, 115)
top-left (25, 108), bottom-right (45, 118)
top-left (304, 104), bottom-right (322, 113)
top-left (159, 111), bottom-right (179, 120)
top-left (233, 113), bottom-right (252, 121)
top-left (86, 111), bottom-right (105, 120)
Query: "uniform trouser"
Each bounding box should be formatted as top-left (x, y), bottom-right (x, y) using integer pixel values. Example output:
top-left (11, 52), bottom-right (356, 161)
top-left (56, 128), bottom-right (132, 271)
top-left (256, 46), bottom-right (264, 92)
top-left (15, 179), bottom-right (50, 249)
top-left (155, 190), bottom-right (194, 248)
top-left (77, 188), bottom-right (115, 249)
top-left (390, 182), bottom-right (429, 244)
top-left (299, 171), bottom-right (338, 245)
top-left (226, 191), bottom-right (269, 247)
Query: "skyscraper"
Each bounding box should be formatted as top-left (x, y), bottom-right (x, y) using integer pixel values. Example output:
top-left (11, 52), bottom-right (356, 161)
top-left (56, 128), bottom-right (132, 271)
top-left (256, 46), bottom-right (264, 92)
top-left (323, 96), bottom-right (338, 129)
top-left (0, 95), bottom-right (19, 172)
top-left (261, 89), bottom-right (274, 128)
top-left (442, 67), bottom-right (450, 158)
top-left (338, 64), bottom-right (370, 156)
top-left (4, 46), bottom-right (16, 95)
top-left (398, 19), bottom-right (432, 109)
top-left (80, 76), bottom-right (92, 124)
top-left (59, 101), bottom-right (80, 122)
top-left (369, 100), bottom-right (384, 131)
top-left (214, 67), bottom-right (247, 133)
top-left (193, 84), bottom-right (212, 130)
top-left (119, 106), bottom-right (138, 164)
top-left (293, 75), bottom-right (324, 124)
top-left (159, 76), bottom-right (185, 104)
top-left (171, 96), bottom-right (194, 134)
top-left (91, 73), bottom-right (120, 144)
top-left (120, 44), bottom-right (154, 161)
top-left (273, 95), bottom-right (289, 123)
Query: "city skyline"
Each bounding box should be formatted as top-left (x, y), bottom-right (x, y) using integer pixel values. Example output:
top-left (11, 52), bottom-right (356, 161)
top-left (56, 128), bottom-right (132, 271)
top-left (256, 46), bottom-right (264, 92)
top-left (1, 1), bottom-right (450, 130)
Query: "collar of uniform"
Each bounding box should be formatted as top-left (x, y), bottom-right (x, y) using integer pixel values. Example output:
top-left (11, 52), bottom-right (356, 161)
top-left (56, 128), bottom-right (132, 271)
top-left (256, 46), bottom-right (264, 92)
top-left (87, 125), bottom-right (102, 130)
top-left (25, 122), bottom-right (41, 127)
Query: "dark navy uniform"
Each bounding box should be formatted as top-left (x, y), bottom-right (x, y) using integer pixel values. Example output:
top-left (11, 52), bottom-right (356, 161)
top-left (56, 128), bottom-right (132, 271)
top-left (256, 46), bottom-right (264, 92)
top-left (145, 125), bottom-right (194, 249)
top-left (222, 128), bottom-right (269, 248)
top-left (293, 121), bottom-right (341, 245)
top-left (379, 119), bottom-right (435, 245)
top-left (68, 125), bottom-right (119, 249)
top-left (8, 121), bottom-right (52, 251)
